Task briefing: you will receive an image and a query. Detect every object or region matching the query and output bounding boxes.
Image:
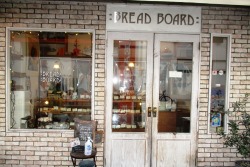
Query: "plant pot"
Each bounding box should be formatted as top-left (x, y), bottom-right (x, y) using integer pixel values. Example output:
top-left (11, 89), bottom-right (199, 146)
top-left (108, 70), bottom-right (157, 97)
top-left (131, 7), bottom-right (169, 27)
top-left (235, 160), bottom-right (250, 167)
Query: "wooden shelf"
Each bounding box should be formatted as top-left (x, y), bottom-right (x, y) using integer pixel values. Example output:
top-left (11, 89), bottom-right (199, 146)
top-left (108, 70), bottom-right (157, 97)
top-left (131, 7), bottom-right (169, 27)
top-left (112, 128), bottom-right (145, 132)
top-left (41, 109), bottom-right (91, 115)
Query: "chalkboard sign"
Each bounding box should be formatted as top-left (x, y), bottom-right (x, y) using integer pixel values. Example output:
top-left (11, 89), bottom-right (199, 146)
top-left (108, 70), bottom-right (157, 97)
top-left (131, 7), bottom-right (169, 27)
top-left (74, 118), bottom-right (96, 145)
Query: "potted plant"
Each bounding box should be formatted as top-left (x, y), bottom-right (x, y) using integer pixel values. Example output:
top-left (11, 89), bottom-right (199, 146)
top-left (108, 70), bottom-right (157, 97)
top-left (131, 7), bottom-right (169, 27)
top-left (218, 94), bottom-right (250, 167)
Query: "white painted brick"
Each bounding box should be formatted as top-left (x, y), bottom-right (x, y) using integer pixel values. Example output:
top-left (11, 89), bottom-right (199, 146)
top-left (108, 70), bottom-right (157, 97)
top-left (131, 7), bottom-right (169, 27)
top-left (5, 160), bottom-right (19, 165)
top-left (224, 162), bottom-right (235, 166)
top-left (11, 155), bottom-right (25, 160)
top-left (218, 157), bottom-right (230, 161)
top-left (5, 141), bottom-right (19, 146)
top-left (34, 161), bottom-right (48, 165)
top-left (13, 137), bottom-right (26, 141)
top-left (19, 142), bottom-right (34, 146)
top-left (48, 142), bottom-right (62, 147)
top-left (40, 157), bottom-right (55, 161)
top-left (20, 160), bottom-right (34, 165)
top-left (35, 151), bottom-right (48, 156)
top-left (205, 157), bottom-right (217, 161)
top-left (40, 137), bottom-right (54, 142)
top-left (224, 153), bottom-right (238, 157)
top-left (55, 147), bottom-right (68, 152)
top-left (6, 151), bottom-right (19, 155)
top-left (211, 162), bottom-right (224, 166)
top-left (26, 155), bottom-right (40, 161)
top-left (33, 142), bottom-right (47, 146)
top-left (26, 146), bottom-right (40, 151)
top-left (40, 147), bottom-right (54, 152)
top-left (48, 151), bottom-right (62, 156)
top-left (211, 153), bottom-right (223, 157)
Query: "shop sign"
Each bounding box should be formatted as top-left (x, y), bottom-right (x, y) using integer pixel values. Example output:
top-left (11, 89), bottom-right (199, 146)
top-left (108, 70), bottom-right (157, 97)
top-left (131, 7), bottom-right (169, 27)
top-left (107, 4), bottom-right (201, 33)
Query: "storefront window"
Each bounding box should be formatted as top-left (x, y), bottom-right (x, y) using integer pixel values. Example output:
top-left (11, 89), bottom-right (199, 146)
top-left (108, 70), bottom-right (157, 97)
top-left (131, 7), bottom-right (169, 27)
top-left (208, 34), bottom-right (231, 133)
top-left (7, 28), bottom-right (94, 130)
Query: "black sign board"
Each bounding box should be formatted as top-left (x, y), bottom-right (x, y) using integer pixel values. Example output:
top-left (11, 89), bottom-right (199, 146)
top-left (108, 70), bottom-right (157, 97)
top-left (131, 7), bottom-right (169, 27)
top-left (74, 118), bottom-right (96, 144)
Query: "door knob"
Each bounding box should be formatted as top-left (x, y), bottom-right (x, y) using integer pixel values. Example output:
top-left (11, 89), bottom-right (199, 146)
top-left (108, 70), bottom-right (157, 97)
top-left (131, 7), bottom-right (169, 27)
top-left (148, 107), bottom-right (152, 117)
top-left (153, 107), bottom-right (157, 117)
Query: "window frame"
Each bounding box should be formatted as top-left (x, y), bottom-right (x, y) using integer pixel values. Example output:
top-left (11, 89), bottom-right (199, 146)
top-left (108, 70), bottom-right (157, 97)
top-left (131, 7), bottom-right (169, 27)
top-left (6, 27), bottom-right (95, 132)
top-left (207, 33), bottom-right (231, 134)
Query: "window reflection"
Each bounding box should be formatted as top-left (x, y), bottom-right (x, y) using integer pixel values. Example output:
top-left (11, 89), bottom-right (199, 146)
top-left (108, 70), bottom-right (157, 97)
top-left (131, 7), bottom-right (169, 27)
top-left (158, 42), bottom-right (193, 133)
top-left (112, 40), bottom-right (147, 132)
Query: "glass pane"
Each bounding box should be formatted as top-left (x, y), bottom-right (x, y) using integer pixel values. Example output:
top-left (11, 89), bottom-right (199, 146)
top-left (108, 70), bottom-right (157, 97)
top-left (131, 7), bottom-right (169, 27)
top-left (9, 30), bottom-right (93, 129)
top-left (158, 42), bottom-right (193, 133)
top-left (112, 40), bottom-right (147, 132)
top-left (209, 37), bottom-right (228, 133)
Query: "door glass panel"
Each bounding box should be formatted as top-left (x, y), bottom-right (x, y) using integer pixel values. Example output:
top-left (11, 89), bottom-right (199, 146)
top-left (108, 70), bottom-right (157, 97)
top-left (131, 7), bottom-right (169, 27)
top-left (158, 42), bottom-right (193, 133)
top-left (112, 40), bottom-right (147, 132)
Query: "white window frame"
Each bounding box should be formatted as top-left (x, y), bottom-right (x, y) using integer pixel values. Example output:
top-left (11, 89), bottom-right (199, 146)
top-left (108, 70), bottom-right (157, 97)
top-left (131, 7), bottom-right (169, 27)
top-left (5, 27), bottom-right (95, 132)
top-left (207, 33), bottom-right (231, 134)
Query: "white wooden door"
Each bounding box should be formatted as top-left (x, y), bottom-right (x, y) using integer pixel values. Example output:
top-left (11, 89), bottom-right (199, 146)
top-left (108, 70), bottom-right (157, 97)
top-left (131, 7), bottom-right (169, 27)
top-left (105, 32), bottom-right (199, 167)
top-left (105, 32), bottom-right (154, 167)
top-left (152, 34), bottom-right (199, 167)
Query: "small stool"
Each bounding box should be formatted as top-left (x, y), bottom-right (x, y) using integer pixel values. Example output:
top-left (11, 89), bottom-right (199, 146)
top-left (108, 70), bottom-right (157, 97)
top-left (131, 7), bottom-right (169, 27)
top-left (79, 160), bottom-right (95, 167)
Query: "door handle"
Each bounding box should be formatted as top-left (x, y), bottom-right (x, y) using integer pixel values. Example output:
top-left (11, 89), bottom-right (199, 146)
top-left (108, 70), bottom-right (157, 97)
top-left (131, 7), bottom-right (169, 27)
top-left (153, 107), bottom-right (157, 117)
top-left (148, 107), bottom-right (152, 117)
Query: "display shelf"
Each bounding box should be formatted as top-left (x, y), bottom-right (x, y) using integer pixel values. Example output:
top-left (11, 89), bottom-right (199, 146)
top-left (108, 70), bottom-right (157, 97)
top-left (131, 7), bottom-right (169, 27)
top-left (40, 109), bottom-right (91, 115)
top-left (34, 97), bottom-right (92, 128)
top-left (112, 128), bottom-right (145, 132)
top-left (35, 99), bottom-right (91, 109)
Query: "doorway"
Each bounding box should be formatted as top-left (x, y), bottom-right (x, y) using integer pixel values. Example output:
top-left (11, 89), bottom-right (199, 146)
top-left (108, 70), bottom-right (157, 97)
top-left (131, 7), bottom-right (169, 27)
top-left (105, 32), bottom-right (199, 167)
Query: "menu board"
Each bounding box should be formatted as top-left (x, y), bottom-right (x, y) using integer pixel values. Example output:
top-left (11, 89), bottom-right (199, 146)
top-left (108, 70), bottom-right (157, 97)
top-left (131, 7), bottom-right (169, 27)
top-left (74, 118), bottom-right (96, 144)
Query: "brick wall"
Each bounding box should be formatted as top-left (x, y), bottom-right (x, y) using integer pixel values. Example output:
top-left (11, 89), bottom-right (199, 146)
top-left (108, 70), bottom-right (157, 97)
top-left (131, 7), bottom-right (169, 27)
top-left (0, 0), bottom-right (106, 166)
top-left (199, 6), bottom-right (250, 167)
top-left (0, 1), bottom-right (249, 167)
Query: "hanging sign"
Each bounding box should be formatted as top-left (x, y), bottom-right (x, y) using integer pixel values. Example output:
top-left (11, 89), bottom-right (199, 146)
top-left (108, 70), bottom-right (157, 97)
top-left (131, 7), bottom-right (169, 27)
top-left (107, 4), bottom-right (201, 33)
